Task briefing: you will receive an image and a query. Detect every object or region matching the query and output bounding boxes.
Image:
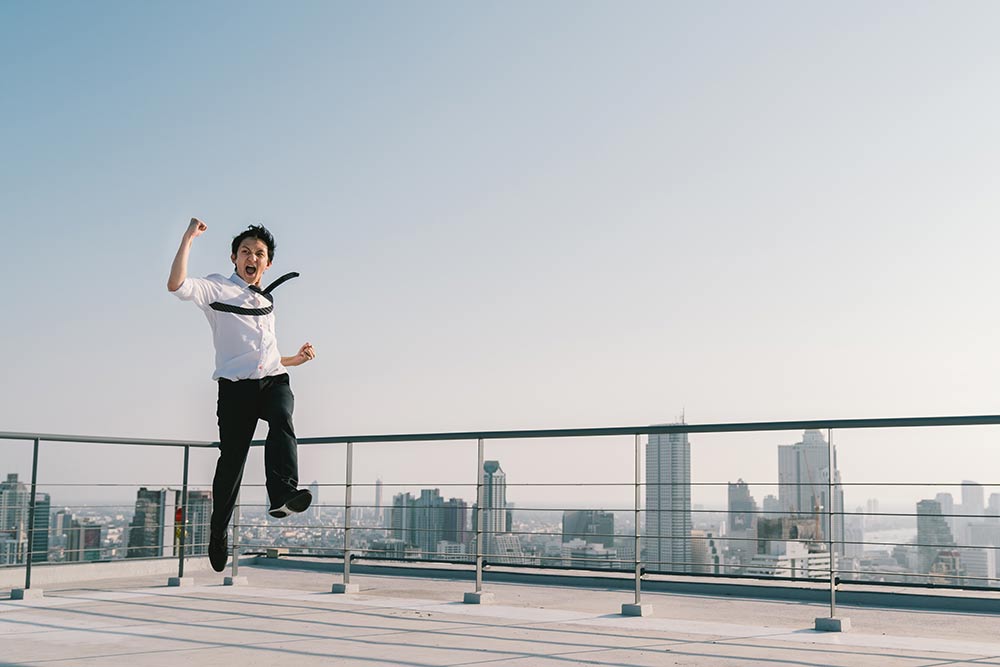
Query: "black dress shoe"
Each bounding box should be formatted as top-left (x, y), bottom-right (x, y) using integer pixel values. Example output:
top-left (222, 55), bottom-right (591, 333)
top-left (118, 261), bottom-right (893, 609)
top-left (268, 489), bottom-right (313, 518)
top-left (209, 533), bottom-right (228, 572)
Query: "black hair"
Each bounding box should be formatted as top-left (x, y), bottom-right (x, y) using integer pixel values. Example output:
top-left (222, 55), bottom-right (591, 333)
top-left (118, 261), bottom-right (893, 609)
top-left (231, 225), bottom-right (276, 262)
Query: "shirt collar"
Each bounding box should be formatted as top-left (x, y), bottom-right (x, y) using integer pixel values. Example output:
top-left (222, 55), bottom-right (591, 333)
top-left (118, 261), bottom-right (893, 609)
top-left (229, 272), bottom-right (262, 292)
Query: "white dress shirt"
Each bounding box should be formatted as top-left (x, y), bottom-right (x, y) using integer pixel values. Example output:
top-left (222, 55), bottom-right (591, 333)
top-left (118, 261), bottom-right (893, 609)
top-left (173, 273), bottom-right (287, 381)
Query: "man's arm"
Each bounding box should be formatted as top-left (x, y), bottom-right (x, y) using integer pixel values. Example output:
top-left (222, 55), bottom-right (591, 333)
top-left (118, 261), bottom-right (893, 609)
top-left (167, 218), bottom-right (208, 292)
top-left (282, 342), bottom-right (316, 368)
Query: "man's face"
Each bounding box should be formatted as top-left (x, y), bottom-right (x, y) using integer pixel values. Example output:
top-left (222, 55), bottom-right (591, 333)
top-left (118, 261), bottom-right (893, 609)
top-left (232, 237), bottom-right (272, 286)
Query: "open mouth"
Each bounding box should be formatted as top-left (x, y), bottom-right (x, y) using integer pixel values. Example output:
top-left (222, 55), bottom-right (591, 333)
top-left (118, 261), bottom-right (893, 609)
top-left (244, 265), bottom-right (258, 278)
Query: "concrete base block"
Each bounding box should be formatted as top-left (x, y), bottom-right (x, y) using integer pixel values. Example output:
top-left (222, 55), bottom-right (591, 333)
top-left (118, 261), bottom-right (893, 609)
top-left (11, 588), bottom-right (43, 600)
top-left (621, 603), bottom-right (653, 617)
top-left (167, 577), bottom-right (195, 587)
top-left (331, 583), bottom-right (360, 594)
top-left (815, 616), bottom-right (851, 632)
top-left (463, 591), bottom-right (495, 604)
top-left (224, 576), bottom-right (248, 586)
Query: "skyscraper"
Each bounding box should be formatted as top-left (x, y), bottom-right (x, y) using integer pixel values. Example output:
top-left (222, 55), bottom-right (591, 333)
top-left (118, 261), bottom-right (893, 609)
top-left (962, 481), bottom-right (985, 516)
top-left (988, 493), bottom-right (1000, 518)
top-left (954, 481), bottom-right (985, 545)
top-left (413, 488), bottom-right (445, 556)
top-left (777, 430), bottom-right (844, 552)
top-left (309, 481), bottom-right (320, 519)
top-left (442, 498), bottom-right (468, 545)
top-left (65, 518), bottom-right (102, 562)
top-left (481, 461), bottom-right (519, 560)
top-left (126, 488), bottom-right (180, 558)
top-left (935, 492), bottom-right (956, 536)
top-left (375, 477), bottom-right (384, 525)
top-left (917, 499), bottom-right (957, 574)
top-left (390, 492), bottom-right (416, 546)
top-left (482, 461), bottom-right (507, 550)
top-left (645, 424), bottom-right (691, 573)
top-left (185, 490), bottom-right (213, 556)
top-left (727, 479), bottom-right (756, 532)
top-left (31, 493), bottom-right (50, 563)
top-left (0, 473), bottom-right (29, 564)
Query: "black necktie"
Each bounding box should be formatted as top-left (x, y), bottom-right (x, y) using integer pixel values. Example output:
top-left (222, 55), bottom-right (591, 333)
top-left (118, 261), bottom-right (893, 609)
top-left (249, 272), bottom-right (300, 303)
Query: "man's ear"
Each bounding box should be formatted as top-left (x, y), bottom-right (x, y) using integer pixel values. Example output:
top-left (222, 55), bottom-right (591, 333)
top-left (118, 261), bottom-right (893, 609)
top-left (231, 254), bottom-right (237, 264)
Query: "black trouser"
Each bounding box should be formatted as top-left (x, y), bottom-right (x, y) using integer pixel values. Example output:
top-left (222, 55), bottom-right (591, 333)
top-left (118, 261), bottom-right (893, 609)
top-left (210, 373), bottom-right (299, 536)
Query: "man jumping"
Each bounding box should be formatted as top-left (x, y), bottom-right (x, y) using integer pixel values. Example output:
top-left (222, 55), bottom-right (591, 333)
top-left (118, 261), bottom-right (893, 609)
top-left (168, 218), bottom-right (316, 572)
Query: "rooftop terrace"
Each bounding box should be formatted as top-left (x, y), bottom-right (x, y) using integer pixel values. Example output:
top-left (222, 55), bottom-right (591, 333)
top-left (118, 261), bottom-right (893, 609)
top-left (3, 558), bottom-right (1000, 667)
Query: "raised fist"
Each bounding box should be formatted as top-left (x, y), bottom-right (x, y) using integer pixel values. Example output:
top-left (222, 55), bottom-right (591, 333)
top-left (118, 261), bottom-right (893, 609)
top-left (187, 218), bottom-right (208, 238)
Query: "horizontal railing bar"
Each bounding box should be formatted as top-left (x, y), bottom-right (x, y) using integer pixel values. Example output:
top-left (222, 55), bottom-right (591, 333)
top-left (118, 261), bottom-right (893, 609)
top-left (292, 414), bottom-right (1000, 443)
top-left (8, 413), bottom-right (1000, 450)
top-left (0, 432), bottom-right (216, 447)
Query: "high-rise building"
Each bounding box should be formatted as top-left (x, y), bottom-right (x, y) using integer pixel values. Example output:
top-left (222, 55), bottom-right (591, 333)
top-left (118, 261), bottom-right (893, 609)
top-left (309, 481), bottom-right (320, 520)
top-left (375, 478), bottom-right (384, 525)
top-left (390, 492), bottom-right (416, 545)
top-left (777, 430), bottom-right (844, 553)
top-left (413, 488), bottom-right (445, 556)
top-left (988, 493), bottom-right (1000, 518)
top-left (31, 493), bottom-right (50, 563)
top-left (66, 519), bottom-right (102, 562)
top-left (962, 481), bottom-right (985, 516)
top-left (562, 510), bottom-right (615, 548)
top-left (482, 461), bottom-right (507, 536)
top-left (0, 473), bottom-right (28, 531)
top-left (843, 507), bottom-right (865, 559)
top-left (917, 499), bottom-right (957, 574)
top-left (185, 491), bottom-right (213, 556)
top-left (126, 488), bottom-right (180, 558)
top-left (51, 509), bottom-right (71, 549)
top-left (0, 473), bottom-right (29, 564)
top-left (761, 495), bottom-right (781, 515)
top-left (727, 480), bottom-right (756, 532)
top-left (645, 424), bottom-right (691, 573)
top-left (0, 477), bottom-right (50, 564)
top-left (442, 498), bottom-right (468, 545)
top-left (959, 548), bottom-right (997, 587)
top-left (481, 461), bottom-right (509, 558)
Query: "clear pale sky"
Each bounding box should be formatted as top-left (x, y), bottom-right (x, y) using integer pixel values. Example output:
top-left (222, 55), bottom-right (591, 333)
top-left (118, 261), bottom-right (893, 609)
top-left (3, 1), bottom-right (1000, 510)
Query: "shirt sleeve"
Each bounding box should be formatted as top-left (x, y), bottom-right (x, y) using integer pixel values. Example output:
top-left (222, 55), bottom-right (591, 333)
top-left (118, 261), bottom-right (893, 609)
top-left (172, 277), bottom-right (219, 308)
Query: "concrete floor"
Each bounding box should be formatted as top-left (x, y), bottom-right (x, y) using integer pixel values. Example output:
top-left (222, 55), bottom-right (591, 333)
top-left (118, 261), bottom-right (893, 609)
top-left (2, 565), bottom-right (1000, 666)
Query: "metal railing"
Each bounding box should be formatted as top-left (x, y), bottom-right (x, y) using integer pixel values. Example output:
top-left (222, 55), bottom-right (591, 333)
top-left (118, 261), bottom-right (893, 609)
top-left (3, 413), bottom-right (1000, 622)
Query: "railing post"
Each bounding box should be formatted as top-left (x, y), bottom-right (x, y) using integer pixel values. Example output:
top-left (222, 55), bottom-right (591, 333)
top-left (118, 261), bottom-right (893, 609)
top-left (24, 439), bottom-right (40, 588)
top-left (464, 438), bottom-right (492, 603)
top-left (12, 437), bottom-right (43, 599)
top-left (178, 445), bottom-right (190, 579)
top-left (814, 428), bottom-right (849, 631)
top-left (622, 433), bottom-right (650, 615)
top-left (332, 442), bottom-right (358, 593)
top-left (223, 487), bottom-right (248, 585)
top-left (827, 428), bottom-right (836, 616)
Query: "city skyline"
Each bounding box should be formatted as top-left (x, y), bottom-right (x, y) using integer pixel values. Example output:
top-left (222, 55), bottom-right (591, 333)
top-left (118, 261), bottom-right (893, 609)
top-left (6, 2), bottom-right (1000, 502)
top-left (6, 456), bottom-right (999, 586)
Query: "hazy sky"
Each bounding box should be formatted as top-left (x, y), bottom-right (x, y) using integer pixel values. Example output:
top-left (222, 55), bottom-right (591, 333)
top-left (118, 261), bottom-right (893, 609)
top-left (3, 1), bottom-right (1000, 510)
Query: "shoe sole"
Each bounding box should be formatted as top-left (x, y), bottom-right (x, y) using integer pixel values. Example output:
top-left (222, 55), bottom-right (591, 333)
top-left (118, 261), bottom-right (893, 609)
top-left (268, 490), bottom-right (312, 518)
